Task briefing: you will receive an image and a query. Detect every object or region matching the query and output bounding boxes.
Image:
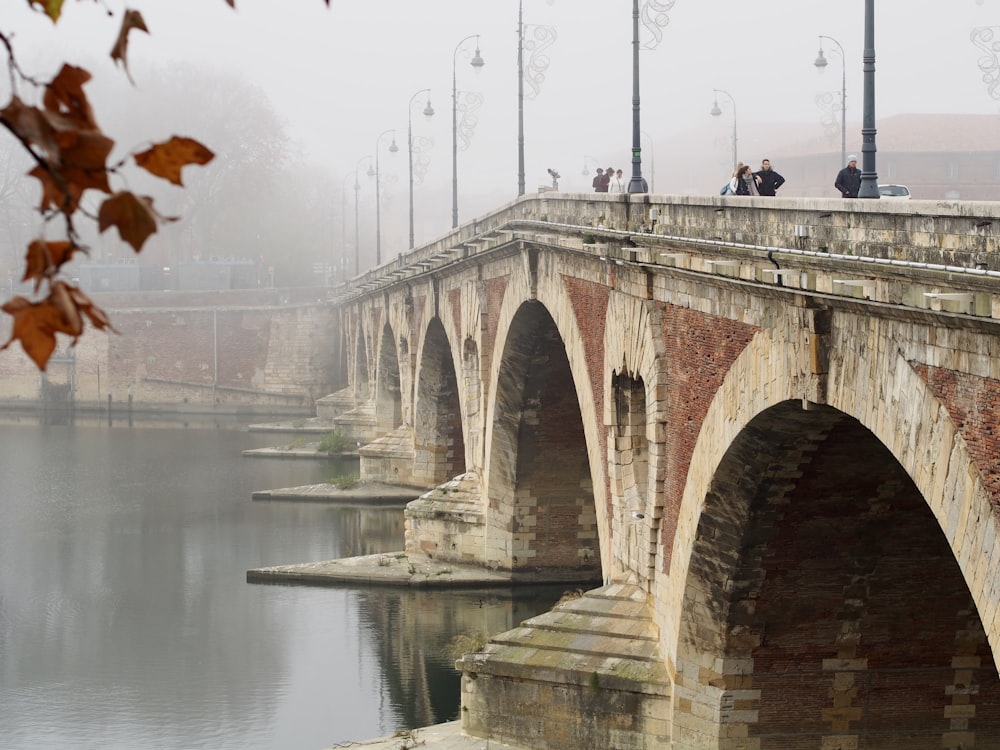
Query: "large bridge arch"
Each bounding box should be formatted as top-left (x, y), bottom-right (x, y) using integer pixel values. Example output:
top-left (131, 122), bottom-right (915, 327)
top-left (374, 322), bottom-right (403, 435)
top-left (665, 320), bottom-right (1000, 748)
top-left (412, 316), bottom-right (466, 486)
top-left (480, 248), bottom-right (609, 579)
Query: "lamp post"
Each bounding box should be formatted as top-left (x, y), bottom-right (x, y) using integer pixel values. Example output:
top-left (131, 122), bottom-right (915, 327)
top-left (452, 34), bottom-right (485, 228)
top-left (352, 156), bottom-right (371, 277)
top-left (627, 0), bottom-right (648, 193)
top-left (407, 88), bottom-right (434, 249)
top-left (369, 130), bottom-right (398, 267)
top-left (710, 89), bottom-right (737, 172)
top-left (814, 34), bottom-right (846, 169)
top-left (858, 0), bottom-right (879, 198)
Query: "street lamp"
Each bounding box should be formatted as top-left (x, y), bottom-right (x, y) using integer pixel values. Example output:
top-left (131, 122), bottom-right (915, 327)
top-left (858, 0), bottom-right (879, 198)
top-left (814, 34), bottom-right (847, 169)
top-left (369, 130), bottom-right (399, 268)
top-left (352, 156), bottom-right (371, 277)
top-left (627, 0), bottom-right (648, 193)
top-left (710, 89), bottom-right (737, 172)
top-left (452, 34), bottom-right (485, 228)
top-left (407, 88), bottom-right (434, 249)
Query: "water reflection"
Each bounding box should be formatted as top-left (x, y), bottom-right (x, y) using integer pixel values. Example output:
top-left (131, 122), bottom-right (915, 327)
top-left (0, 420), bottom-right (567, 750)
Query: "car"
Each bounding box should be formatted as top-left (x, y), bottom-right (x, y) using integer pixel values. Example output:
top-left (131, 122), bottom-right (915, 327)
top-left (878, 184), bottom-right (911, 200)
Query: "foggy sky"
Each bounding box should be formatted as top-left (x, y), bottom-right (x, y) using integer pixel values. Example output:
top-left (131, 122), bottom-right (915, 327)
top-left (7, 1), bottom-right (1000, 253)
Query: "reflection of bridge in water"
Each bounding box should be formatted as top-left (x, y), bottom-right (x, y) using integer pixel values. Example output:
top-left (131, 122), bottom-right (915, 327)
top-left (325, 193), bottom-right (1000, 747)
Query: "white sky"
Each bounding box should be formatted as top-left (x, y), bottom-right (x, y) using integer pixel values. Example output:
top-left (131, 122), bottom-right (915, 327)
top-left (6, 1), bottom-right (1000, 242)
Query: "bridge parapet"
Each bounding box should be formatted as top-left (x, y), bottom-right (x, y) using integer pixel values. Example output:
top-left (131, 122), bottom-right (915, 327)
top-left (342, 194), bottom-right (1000, 326)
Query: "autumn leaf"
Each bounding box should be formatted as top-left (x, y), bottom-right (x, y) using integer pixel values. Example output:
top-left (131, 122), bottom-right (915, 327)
top-left (22, 239), bottom-right (78, 292)
top-left (98, 192), bottom-right (159, 252)
top-left (134, 137), bottom-right (214, 186)
top-left (66, 285), bottom-right (116, 334)
top-left (1, 296), bottom-right (61, 370)
top-left (28, 163), bottom-right (83, 213)
top-left (27, 0), bottom-right (64, 22)
top-left (110, 10), bottom-right (149, 83)
top-left (1, 97), bottom-right (59, 160)
top-left (43, 64), bottom-right (98, 130)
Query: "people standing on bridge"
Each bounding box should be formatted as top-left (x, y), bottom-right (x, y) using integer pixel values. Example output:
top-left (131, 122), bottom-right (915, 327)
top-left (730, 164), bottom-right (760, 196)
top-left (592, 168), bottom-right (606, 192)
top-left (753, 159), bottom-right (785, 196)
top-left (835, 154), bottom-right (861, 198)
top-left (607, 168), bottom-right (625, 194)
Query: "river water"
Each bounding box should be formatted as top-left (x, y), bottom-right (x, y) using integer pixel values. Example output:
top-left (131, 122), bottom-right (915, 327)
top-left (0, 416), bottom-right (566, 750)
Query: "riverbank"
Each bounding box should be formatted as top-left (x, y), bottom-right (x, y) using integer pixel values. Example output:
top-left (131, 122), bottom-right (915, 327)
top-left (329, 721), bottom-right (527, 750)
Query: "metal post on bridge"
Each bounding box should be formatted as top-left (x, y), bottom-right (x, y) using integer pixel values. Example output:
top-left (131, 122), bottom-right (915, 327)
top-left (858, 0), bottom-right (880, 199)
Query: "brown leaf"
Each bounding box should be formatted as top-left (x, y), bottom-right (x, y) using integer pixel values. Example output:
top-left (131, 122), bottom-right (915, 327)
top-left (1, 97), bottom-right (59, 159)
top-left (28, 163), bottom-right (83, 214)
top-left (53, 128), bottom-right (115, 194)
top-left (27, 0), bottom-right (64, 22)
top-left (134, 137), bottom-right (214, 186)
top-left (43, 64), bottom-right (97, 130)
top-left (0, 296), bottom-right (60, 370)
top-left (98, 192), bottom-right (158, 252)
top-left (67, 286), bottom-right (117, 334)
top-left (22, 240), bottom-right (77, 292)
top-left (50, 280), bottom-right (83, 337)
top-left (110, 10), bottom-right (149, 82)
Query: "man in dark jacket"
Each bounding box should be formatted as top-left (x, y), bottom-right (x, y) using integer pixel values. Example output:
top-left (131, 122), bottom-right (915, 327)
top-left (753, 159), bottom-right (785, 196)
top-left (834, 154), bottom-right (862, 198)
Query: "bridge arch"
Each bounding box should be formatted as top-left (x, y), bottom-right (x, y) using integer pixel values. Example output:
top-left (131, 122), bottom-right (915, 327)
top-left (666, 322), bottom-right (1000, 747)
top-left (375, 322), bottom-right (403, 435)
top-left (412, 316), bottom-right (466, 486)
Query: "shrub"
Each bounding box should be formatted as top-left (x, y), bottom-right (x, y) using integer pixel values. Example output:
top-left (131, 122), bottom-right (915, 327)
top-left (317, 430), bottom-right (351, 454)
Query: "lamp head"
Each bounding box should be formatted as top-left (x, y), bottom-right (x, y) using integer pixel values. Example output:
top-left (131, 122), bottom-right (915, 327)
top-left (367, 165), bottom-right (375, 178)
top-left (710, 100), bottom-right (722, 117)
top-left (389, 137), bottom-right (399, 154)
top-left (470, 42), bottom-right (485, 73)
top-left (814, 48), bottom-right (828, 71)
top-left (423, 100), bottom-right (435, 118)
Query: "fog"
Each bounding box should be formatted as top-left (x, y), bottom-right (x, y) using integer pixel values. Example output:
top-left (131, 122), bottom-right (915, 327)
top-left (4, 0), bottom-right (1000, 277)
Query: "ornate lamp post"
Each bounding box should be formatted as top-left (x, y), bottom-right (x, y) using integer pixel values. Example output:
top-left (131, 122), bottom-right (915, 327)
top-left (369, 130), bottom-right (398, 267)
top-left (452, 34), bottom-right (485, 228)
top-left (709, 89), bottom-right (737, 172)
top-left (858, 0), bottom-right (880, 198)
top-left (627, 0), bottom-right (647, 193)
top-left (406, 88), bottom-right (434, 249)
top-left (517, 0), bottom-right (557, 196)
top-left (352, 156), bottom-right (371, 277)
top-left (814, 34), bottom-right (847, 169)
top-left (627, 1), bottom-right (673, 194)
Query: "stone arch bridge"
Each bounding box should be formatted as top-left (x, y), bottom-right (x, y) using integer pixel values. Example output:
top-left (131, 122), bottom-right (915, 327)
top-left (326, 193), bottom-right (1000, 749)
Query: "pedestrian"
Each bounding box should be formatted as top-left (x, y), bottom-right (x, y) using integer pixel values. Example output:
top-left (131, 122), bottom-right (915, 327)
top-left (592, 168), bottom-right (605, 193)
top-left (607, 168), bottom-right (625, 194)
top-left (729, 163), bottom-right (760, 196)
top-left (753, 158), bottom-right (785, 196)
top-left (834, 154), bottom-right (861, 198)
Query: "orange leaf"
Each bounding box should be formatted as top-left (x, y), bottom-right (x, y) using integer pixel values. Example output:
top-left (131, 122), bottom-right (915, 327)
top-left (67, 286), bottom-right (117, 334)
top-left (110, 11), bottom-right (149, 82)
top-left (43, 64), bottom-right (97, 130)
top-left (98, 192), bottom-right (158, 252)
top-left (27, 0), bottom-right (64, 22)
top-left (50, 281), bottom-right (84, 337)
top-left (22, 240), bottom-right (76, 292)
top-left (134, 137), bottom-right (214, 186)
top-left (28, 163), bottom-right (83, 214)
top-left (53, 128), bottom-right (115, 194)
top-left (0, 296), bottom-right (60, 370)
